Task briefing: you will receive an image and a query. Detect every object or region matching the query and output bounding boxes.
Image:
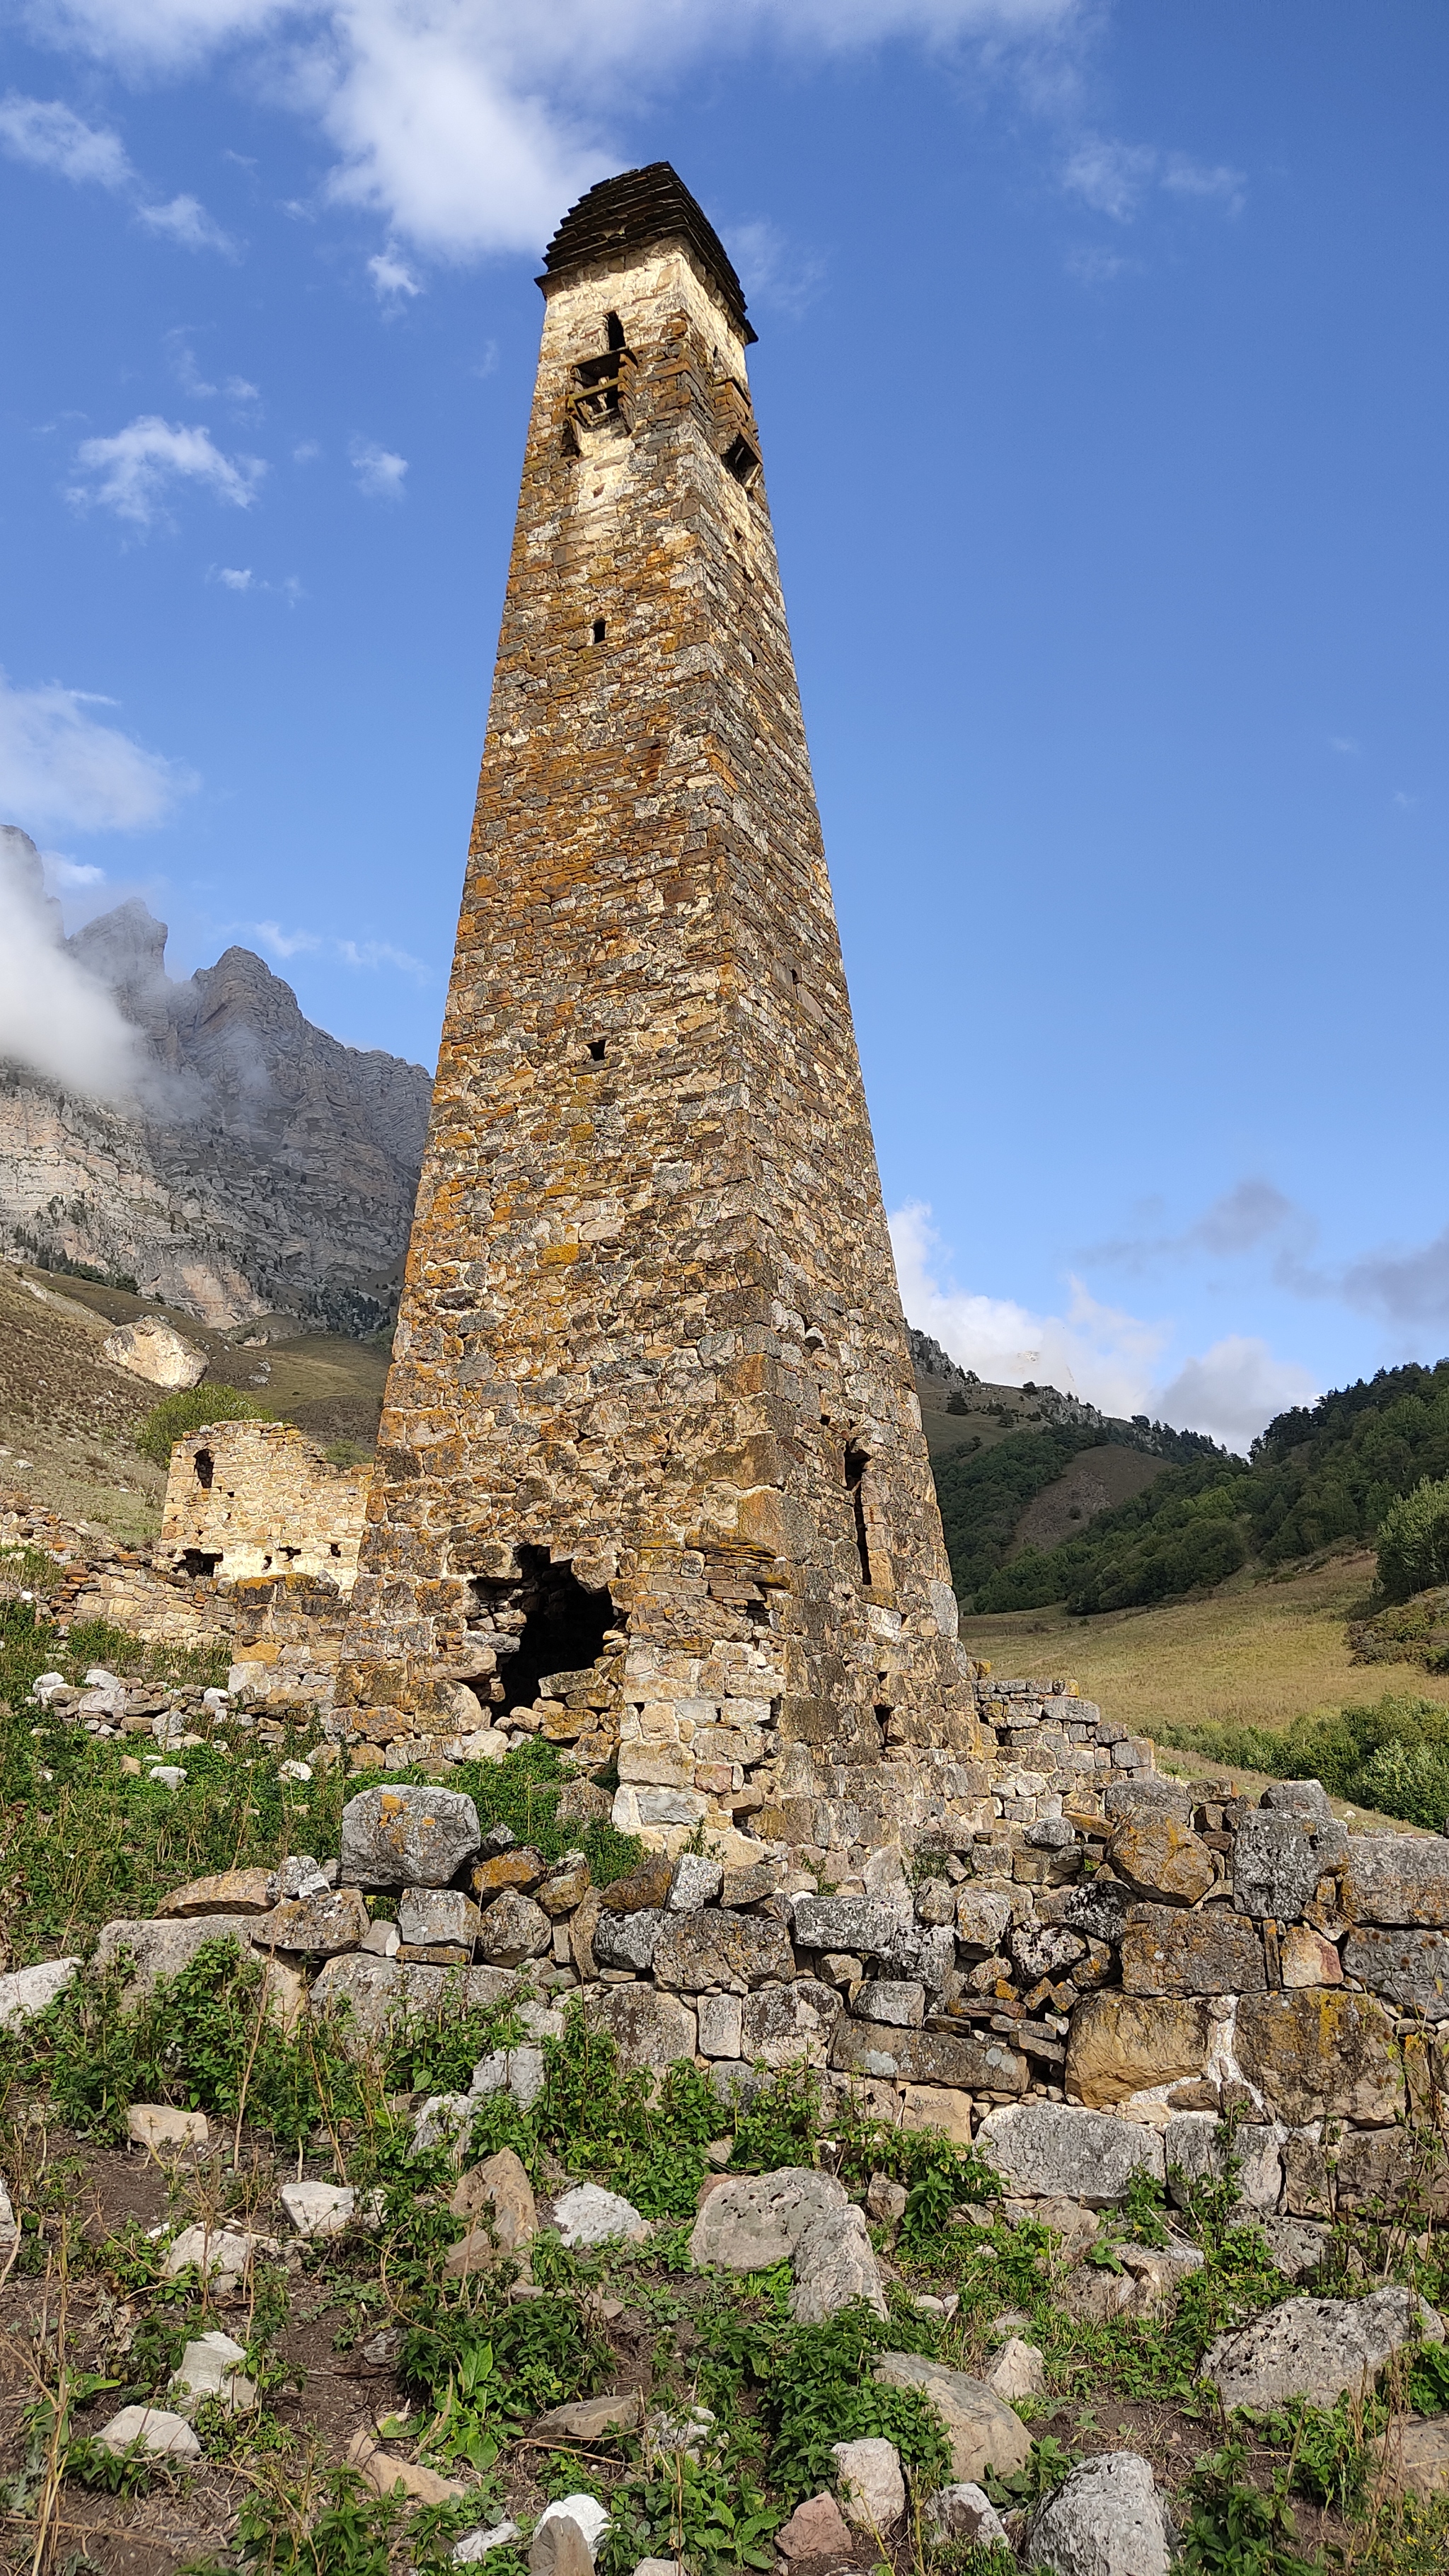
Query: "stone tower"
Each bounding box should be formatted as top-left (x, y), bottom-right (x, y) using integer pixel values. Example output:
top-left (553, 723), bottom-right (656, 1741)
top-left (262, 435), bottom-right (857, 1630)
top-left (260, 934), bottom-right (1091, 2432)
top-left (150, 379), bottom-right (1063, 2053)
top-left (337, 164), bottom-right (983, 1859)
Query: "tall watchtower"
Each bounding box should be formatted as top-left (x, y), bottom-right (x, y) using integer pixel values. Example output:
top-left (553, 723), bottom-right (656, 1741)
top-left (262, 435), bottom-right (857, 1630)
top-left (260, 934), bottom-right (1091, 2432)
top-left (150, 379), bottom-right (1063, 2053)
top-left (338, 165), bottom-right (983, 1856)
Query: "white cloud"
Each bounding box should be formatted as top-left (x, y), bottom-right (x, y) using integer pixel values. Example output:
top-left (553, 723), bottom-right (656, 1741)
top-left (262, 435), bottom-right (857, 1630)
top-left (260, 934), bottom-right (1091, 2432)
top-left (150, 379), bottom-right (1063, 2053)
top-left (1329, 734), bottom-right (1361, 755)
top-left (890, 1200), bottom-right (1169, 1419)
top-left (0, 670), bottom-right (192, 832)
top-left (369, 245), bottom-right (422, 303)
top-left (0, 824), bottom-right (141, 1097)
top-left (214, 565), bottom-right (254, 588)
top-left (1150, 1338), bottom-right (1318, 1454)
top-left (23, 0), bottom-right (1085, 263)
top-left (0, 90), bottom-right (132, 187)
top-left (0, 89), bottom-right (233, 246)
top-left (250, 918), bottom-right (430, 978)
top-left (68, 415), bottom-right (265, 527)
top-left (46, 853), bottom-right (106, 886)
top-left (138, 189), bottom-right (236, 251)
top-left (1064, 130), bottom-right (1245, 224)
top-left (351, 438), bottom-right (408, 498)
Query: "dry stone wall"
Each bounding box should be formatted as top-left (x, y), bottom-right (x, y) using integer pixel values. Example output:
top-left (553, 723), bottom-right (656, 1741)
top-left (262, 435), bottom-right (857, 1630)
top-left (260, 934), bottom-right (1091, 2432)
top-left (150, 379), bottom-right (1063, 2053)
top-left (161, 1419), bottom-right (368, 1590)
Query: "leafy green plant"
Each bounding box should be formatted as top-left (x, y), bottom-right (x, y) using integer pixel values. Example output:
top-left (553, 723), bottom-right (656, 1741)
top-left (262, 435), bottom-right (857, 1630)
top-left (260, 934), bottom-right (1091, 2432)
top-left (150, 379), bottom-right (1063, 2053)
top-left (601, 2454), bottom-right (780, 2576)
top-left (985, 2432), bottom-right (1078, 2509)
top-left (134, 1385), bottom-right (274, 1467)
top-left (1178, 2442), bottom-right (1323, 2574)
top-left (1377, 1476), bottom-right (1449, 1604)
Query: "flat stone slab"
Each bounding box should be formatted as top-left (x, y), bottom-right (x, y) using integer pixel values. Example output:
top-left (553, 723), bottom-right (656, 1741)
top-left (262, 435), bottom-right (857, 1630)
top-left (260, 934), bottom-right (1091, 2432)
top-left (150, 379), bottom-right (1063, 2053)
top-left (0, 1957), bottom-right (81, 2032)
top-left (1342, 1926), bottom-right (1449, 2013)
top-left (95, 2405), bottom-right (200, 2461)
top-left (976, 2101), bottom-right (1165, 2204)
top-left (94, 1916), bottom-right (257, 1997)
top-left (1206, 2288), bottom-right (1444, 2413)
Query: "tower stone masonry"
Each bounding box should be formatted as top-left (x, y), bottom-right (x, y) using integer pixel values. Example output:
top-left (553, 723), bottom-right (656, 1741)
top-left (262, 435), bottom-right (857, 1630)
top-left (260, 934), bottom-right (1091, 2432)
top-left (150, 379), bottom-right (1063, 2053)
top-left (337, 163), bottom-right (987, 1861)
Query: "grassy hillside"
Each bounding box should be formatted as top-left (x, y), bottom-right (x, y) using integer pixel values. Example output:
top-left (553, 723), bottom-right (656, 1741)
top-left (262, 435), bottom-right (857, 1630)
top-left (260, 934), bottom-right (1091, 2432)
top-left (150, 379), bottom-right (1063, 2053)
top-left (0, 1259), bottom-right (392, 1537)
top-left (969, 1357), bottom-right (1449, 1618)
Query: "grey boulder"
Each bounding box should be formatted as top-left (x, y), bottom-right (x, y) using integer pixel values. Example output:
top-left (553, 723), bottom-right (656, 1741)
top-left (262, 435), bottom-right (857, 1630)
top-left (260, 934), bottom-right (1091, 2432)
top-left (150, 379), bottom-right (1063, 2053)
top-left (1024, 2451), bottom-right (1175, 2576)
top-left (871, 2352), bottom-right (1032, 2487)
top-left (689, 2167), bottom-right (886, 2323)
top-left (976, 2101), bottom-right (1165, 2205)
top-left (339, 1784), bottom-right (481, 1890)
top-left (1206, 2288), bottom-right (1444, 2413)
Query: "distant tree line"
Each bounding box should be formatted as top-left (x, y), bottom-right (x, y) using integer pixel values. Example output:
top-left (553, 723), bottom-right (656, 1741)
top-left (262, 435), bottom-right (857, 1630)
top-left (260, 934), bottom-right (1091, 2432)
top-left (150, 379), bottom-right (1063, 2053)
top-left (944, 1357), bottom-right (1449, 1617)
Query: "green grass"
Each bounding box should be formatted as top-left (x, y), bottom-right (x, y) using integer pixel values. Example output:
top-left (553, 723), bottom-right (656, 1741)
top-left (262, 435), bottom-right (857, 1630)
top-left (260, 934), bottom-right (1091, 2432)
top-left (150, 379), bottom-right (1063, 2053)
top-left (1155, 1690), bottom-right (1449, 1830)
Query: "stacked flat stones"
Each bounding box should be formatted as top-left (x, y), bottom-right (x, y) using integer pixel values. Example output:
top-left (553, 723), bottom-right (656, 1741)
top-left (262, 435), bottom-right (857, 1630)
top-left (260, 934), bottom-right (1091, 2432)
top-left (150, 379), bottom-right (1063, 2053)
top-left (34, 1753), bottom-right (1449, 2243)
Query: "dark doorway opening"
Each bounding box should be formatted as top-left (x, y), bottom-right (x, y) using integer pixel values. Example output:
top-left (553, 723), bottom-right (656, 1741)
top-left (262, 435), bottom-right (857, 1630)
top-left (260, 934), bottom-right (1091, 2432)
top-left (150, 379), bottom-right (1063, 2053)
top-left (194, 1449), bottom-right (214, 1491)
top-left (489, 1547), bottom-right (614, 1716)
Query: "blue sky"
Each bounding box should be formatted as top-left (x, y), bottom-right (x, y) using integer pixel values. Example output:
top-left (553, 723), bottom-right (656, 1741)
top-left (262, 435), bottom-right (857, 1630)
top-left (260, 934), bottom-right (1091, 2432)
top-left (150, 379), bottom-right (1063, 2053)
top-left (1, 0), bottom-right (1446, 1449)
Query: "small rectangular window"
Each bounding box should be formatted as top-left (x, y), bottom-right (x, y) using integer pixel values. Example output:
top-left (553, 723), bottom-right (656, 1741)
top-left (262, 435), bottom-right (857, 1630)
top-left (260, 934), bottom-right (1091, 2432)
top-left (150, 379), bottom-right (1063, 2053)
top-left (591, 618), bottom-right (606, 644)
top-left (723, 434), bottom-right (761, 489)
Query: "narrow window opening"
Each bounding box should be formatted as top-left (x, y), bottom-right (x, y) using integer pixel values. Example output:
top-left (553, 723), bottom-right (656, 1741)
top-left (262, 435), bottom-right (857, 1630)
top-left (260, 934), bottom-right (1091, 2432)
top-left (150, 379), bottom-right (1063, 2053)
top-left (605, 310), bottom-right (626, 350)
top-left (194, 1447), bottom-right (214, 1491)
top-left (723, 433), bottom-right (761, 490)
top-left (844, 1440), bottom-right (872, 1586)
top-left (330, 1542), bottom-right (342, 1556)
top-left (591, 618), bottom-right (606, 644)
top-left (874, 1702), bottom-right (893, 1752)
top-left (587, 1038), bottom-right (606, 1061)
top-left (790, 966), bottom-right (800, 986)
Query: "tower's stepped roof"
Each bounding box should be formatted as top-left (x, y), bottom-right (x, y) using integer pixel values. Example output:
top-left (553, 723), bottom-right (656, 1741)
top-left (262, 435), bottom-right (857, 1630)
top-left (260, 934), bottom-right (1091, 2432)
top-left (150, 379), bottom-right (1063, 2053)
top-left (542, 160), bottom-right (755, 341)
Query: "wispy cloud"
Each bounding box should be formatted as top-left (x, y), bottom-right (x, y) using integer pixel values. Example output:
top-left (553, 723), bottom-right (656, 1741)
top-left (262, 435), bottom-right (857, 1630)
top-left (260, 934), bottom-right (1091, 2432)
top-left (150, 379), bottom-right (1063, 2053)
top-left (1064, 131), bottom-right (1245, 225)
top-left (207, 565), bottom-right (304, 601)
top-left (250, 918), bottom-right (431, 980)
top-left (1085, 1179), bottom-right (1312, 1276)
top-left (0, 669), bottom-right (193, 833)
top-left (351, 439), bottom-right (408, 499)
top-left (137, 190), bottom-right (236, 253)
top-left (368, 245), bottom-right (421, 305)
top-left (0, 824), bottom-right (141, 1097)
top-left (724, 216), bottom-right (825, 320)
top-left (0, 90), bottom-right (131, 187)
top-left (890, 1199), bottom-right (1170, 1419)
top-left (1329, 734), bottom-right (1361, 756)
top-left (1341, 1225), bottom-right (1449, 1333)
top-left (0, 87), bottom-right (233, 249)
top-left (67, 416), bottom-right (265, 529)
top-left (18, 0), bottom-right (1089, 275)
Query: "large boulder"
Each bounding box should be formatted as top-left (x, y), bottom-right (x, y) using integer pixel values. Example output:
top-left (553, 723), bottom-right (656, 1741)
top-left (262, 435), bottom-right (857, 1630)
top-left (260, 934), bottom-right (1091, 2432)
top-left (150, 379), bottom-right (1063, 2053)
top-left (871, 2353), bottom-right (1032, 2487)
top-left (1108, 1813), bottom-right (1216, 1907)
top-left (339, 1785), bottom-right (481, 1890)
top-left (1342, 1926), bottom-right (1449, 2014)
top-left (976, 2101), bottom-right (1165, 2204)
top-left (1232, 1811), bottom-right (1323, 1923)
top-left (1341, 1835), bottom-right (1449, 1929)
top-left (1234, 1989), bottom-right (1404, 2127)
top-left (1165, 2113), bottom-right (1281, 2212)
top-left (688, 2167), bottom-right (886, 2323)
top-left (582, 1982), bottom-right (697, 2071)
top-left (0, 1957), bottom-right (80, 2031)
top-left (310, 1955), bottom-right (517, 2052)
top-left (740, 1978), bottom-right (841, 2068)
top-left (94, 1916), bottom-right (256, 1999)
top-left (652, 1910), bottom-right (795, 1991)
top-left (1206, 2289), bottom-right (1443, 2413)
top-left (1023, 2451), bottom-right (1175, 2576)
top-left (1065, 1993), bottom-right (1211, 2109)
top-left (1120, 1905), bottom-right (1266, 1996)
top-left (102, 1317), bottom-right (205, 1388)
top-left (792, 1891), bottom-right (914, 1963)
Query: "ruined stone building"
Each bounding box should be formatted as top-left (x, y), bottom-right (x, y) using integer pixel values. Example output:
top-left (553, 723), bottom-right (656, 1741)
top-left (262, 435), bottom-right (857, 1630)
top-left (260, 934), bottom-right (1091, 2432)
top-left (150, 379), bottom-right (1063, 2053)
top-left (163, 1418), bottom-right (368, 1588)
top-left (337, 164), bottom-right (984, 1855)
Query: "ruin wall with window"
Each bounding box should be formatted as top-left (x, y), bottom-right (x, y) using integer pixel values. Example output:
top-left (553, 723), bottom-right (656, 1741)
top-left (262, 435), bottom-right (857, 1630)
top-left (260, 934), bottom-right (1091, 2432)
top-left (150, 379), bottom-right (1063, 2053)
top-left (161, 1418), bottom-right (369, 1590)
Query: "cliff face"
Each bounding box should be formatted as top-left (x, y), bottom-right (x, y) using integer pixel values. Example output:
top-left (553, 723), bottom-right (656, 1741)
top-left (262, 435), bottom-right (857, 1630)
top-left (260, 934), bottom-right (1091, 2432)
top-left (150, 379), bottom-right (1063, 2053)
top-left (0, 830), bottom-right (433, 1332)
